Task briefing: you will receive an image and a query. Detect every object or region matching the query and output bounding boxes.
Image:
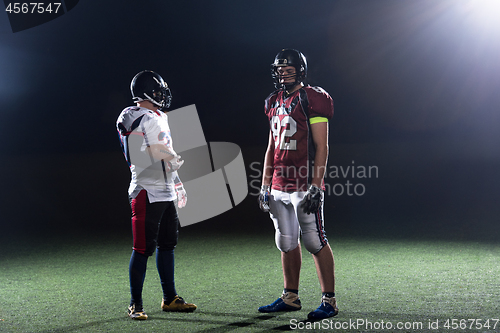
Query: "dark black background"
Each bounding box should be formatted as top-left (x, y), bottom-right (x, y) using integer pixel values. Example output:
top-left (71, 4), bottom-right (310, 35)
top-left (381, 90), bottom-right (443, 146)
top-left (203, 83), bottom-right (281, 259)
top-left (1, 0), bottom-right (499, 242)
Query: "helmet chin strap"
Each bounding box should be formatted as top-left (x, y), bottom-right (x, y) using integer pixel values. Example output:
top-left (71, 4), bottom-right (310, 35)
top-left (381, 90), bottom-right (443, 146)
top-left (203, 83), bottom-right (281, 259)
top-left (283, 81), bottom-right (301, 96)
top-left (144, 93), bottom-right (164, 109)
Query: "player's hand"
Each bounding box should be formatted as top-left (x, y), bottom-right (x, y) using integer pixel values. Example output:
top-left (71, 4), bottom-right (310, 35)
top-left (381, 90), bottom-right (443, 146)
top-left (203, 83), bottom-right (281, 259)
top-left (166, 155), bottom-right (184, 172)
top-left (300, 185), bottom-right (323, 214)
top-left (258, 185), bottom-right (270, 212)
top-left (175, 181), bottom-right (187, 208)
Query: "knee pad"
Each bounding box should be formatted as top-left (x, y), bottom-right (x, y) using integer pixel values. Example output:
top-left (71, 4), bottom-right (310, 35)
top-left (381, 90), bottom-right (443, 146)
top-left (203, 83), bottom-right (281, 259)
top-left (157, 229), bottom-right (178, 251)
top-left (157, 238), bottom-right (177, 251)
top-left (275, 231), bottom-right (299, 253)
top-left (302, 230), bottom-right (327, 254)
top-left (140, 240), bottom-right (157, 257)
top-left (303, 241), bottom-right (325, 255)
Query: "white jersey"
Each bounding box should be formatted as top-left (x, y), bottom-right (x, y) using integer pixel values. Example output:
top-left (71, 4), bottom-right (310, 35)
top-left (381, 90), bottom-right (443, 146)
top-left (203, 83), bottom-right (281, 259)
top-left (116, 106), bottom-right (177, 202)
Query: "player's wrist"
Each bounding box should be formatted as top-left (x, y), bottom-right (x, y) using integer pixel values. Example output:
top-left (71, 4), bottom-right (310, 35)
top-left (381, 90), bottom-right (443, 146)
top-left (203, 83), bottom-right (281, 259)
top-left (308, 184), bottom-right (322, 195)
top-left (259, 184), bottom-right (271, 213)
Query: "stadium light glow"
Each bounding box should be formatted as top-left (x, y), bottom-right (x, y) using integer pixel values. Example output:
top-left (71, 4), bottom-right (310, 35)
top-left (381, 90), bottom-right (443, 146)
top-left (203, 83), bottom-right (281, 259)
top-left (458, 0), bottom-right (500, 32)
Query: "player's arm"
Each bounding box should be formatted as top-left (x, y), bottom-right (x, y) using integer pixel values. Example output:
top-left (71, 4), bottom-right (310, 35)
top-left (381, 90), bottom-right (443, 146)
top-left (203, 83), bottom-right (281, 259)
top-left (310, 121), bottom-right (328, 187)
top-left (262, 130), bottom-right (275, 186)
top-left (141, 116), bottom-right (178, 162)
top-left (172, 171), bottom-right (187, 208)
top-left (306, 87), bottom-right (332, 187)
top-left (145, 144), bottom-right (177, 162)
top-left (300, 121), bottom-right (328, 214)
top-left (259, 130), bottom-right (274, 212)
top-left (145, 144), bottom-right (184, 172)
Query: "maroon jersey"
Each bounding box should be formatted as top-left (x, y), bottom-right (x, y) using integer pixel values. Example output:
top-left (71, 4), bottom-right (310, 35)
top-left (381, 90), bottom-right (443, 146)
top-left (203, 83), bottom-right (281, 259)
top-left (265, 86), bottom-right (334, 192)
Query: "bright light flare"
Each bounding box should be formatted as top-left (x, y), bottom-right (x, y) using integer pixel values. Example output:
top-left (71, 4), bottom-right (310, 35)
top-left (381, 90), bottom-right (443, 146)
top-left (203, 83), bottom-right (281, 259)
top-left (457, 0), bottom-right (500, 32)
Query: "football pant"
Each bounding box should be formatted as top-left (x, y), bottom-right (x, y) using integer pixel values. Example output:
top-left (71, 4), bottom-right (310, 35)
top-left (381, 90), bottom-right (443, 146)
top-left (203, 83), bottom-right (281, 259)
top-left (268, 189), bottom-right (328, 254)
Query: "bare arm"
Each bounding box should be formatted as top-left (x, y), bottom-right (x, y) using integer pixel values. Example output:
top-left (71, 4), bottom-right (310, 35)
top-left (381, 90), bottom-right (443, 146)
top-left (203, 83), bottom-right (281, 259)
top-left (310, 122), bottom-right (328, 188)
top-left (262, 130), bottom-right (275, 186)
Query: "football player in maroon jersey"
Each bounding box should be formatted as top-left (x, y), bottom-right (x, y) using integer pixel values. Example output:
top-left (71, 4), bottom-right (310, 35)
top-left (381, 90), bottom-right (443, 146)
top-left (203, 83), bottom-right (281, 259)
top-left (258, 49), bottom-right (338, 320)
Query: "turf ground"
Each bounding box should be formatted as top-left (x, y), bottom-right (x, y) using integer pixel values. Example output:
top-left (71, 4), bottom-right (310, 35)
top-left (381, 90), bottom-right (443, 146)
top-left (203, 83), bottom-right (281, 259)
top-left (1, 228), bottom-right (499, 333)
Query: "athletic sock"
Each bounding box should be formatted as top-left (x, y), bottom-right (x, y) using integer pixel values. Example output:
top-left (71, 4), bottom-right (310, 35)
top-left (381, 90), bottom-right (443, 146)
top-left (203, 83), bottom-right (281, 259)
top-left (129, 250), bottom-right (148, 308)
top-left (284, 288), bottom-right (299, 295)
top-left (322, 292), bottom-right (335, 298)
top-left (156, 248), bottom-right (177, 303)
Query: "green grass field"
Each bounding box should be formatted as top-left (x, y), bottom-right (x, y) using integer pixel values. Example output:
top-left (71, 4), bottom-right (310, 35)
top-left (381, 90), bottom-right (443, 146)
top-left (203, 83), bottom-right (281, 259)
top-left (1, 231), bottom-right (499, 333)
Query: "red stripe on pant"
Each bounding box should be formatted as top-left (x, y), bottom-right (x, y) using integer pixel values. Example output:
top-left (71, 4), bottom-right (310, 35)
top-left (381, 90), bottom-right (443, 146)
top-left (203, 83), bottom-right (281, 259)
top-left (315, 208), bottom-right (328, 247)
top-left (130, 190), bottom-right (148, 254)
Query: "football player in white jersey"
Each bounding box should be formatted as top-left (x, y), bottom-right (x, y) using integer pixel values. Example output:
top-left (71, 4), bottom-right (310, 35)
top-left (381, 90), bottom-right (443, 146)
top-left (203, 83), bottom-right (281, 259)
top-left (258, 49), bottom-right (338, 320)
top-left (116, 70), bottom-right (196, 320)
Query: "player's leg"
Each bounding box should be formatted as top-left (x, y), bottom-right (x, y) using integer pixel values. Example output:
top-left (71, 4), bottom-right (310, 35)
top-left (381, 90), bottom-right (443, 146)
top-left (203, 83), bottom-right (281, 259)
top-left (156, 200), bottom-right (178, 303)
top-left (282, 243), bottom-right (301, 291)
top-left (293, 192), bottom-right (338, 320)
top-left (128, 190), bottom-right (167, 320)
top-left (156, 201), bottom-right (196, 312)
top-left (272, 191), bottom-right (302, 290)
top-left (293, 191), bottom-right (332, 287)
top-left (311, 244), bottom-right (338, 320)
top-left (128, 251), bottom-right (148, 320)
top-left (259, 190), bottom-right (302, 313)
top-left (312, 244), bottom-right (335, 293)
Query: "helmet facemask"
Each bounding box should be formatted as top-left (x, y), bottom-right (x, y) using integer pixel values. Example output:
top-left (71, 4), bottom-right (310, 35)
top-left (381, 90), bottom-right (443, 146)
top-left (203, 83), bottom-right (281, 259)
top-left (271, 65), bottom-right (304, 91)
top-left (143, 84), bottom-right (172, 110)
top-left (271, 49), bottom-right (307, 92)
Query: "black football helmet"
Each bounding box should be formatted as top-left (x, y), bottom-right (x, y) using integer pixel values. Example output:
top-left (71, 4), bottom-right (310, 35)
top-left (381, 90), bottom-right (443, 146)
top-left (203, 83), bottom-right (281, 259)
top-left (130, 70), bottom-right (172, 110)
top-left (271, 49), bottom-right (307, 91)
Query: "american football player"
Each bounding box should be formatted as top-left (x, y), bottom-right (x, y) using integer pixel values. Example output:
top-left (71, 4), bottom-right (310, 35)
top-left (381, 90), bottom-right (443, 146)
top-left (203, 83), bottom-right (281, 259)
top-left (258, 49), bottom-right (338, 320)
top-left (116, 70), bottom-right (196, 320)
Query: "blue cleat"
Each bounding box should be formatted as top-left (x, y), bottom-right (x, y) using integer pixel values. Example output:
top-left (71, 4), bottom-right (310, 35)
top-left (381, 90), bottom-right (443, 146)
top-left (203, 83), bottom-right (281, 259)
top-left (258, 292), bottom-right (302, 313)
top-left (307, 296), bottom-right (339, 320)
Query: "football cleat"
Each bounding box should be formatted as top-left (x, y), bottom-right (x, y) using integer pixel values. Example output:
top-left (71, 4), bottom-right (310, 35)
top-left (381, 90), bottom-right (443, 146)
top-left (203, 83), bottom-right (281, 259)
top-left (258, 292), bottom-right (302, 313)
top-left (307, 296), bottom-right (339, 320)
top-left (161, 295), bottom-right (197, 312)
top-left (128, 304), bottom-right (148, 320)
